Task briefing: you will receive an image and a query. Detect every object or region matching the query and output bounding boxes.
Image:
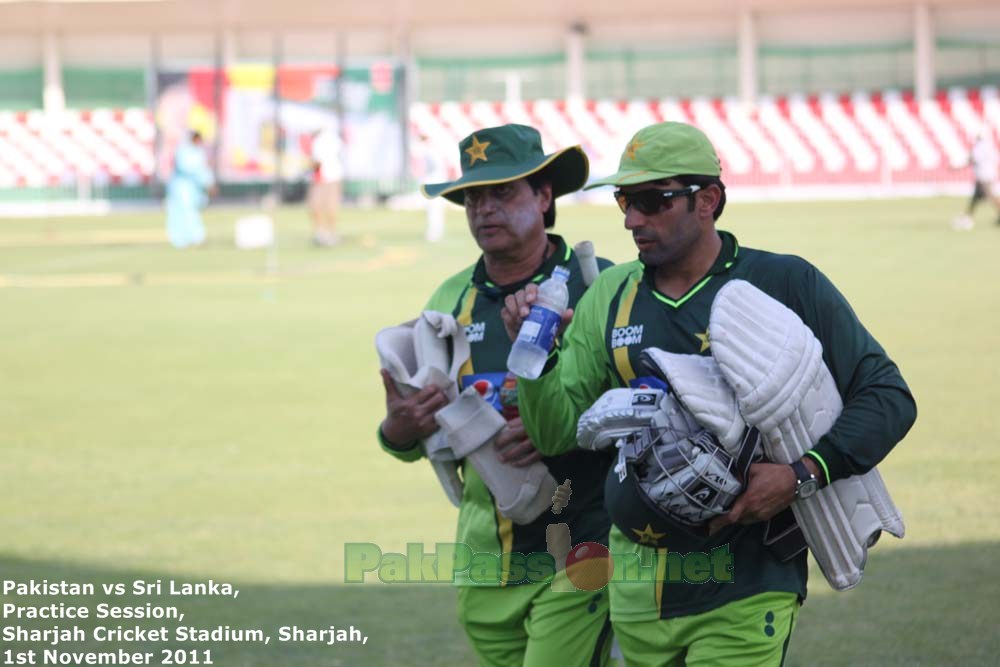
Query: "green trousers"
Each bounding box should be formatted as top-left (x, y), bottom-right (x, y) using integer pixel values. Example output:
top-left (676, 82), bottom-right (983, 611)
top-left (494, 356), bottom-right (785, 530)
top-left (613, 591), bottom-right (799, 667)
top-left (458, 583), bottom-right (613, 667)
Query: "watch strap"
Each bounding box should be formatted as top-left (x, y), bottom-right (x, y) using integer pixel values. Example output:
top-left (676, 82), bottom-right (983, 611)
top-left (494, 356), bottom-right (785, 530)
top-left (790, 459), bottom-right (815, 490)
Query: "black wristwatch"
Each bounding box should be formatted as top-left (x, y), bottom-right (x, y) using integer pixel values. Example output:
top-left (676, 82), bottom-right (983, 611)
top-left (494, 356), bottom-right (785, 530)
top-left (791, 460), bottom-right (820, 500)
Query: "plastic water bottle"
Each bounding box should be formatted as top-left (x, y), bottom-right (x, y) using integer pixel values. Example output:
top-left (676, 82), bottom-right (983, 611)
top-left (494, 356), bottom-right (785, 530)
top-left (507, 266), bottom-right (570, 379)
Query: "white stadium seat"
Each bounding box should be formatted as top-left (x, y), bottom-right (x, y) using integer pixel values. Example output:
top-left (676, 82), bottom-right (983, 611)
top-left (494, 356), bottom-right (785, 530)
top-left (883, 90), bottom-right (940, 170)
top-left (820, 92), bottom-right (878, 173)
top-left (788, 94), bottom-right (846, 173)
top-left (758, 96), bottom-right (815, 173)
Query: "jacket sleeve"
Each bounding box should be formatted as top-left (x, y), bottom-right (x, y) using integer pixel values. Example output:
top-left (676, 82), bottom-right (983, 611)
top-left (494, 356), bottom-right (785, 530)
top-left (376, 426), bottom-right (425, 462)
top-left (518, 270), bottom-right (620, 456)
top-left (790, 264), bottom-right (917, 484)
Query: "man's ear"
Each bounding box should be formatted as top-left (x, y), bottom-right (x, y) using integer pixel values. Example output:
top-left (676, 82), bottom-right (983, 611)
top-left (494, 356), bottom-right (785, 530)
top-left (538, 181), bottom-right (554, 213)
top-left (696, 184), bottom-right (722, 218)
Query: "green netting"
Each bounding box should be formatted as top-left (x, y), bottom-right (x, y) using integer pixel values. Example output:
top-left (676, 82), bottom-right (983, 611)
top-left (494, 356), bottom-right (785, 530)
top-left (586, 48), bottom-right (738, 99)
top-left (415, 50), bottom-right (740, 101)
top-left (63, 68), bottom-right (147, 108)
top-left (416, 53), bottom-right (565, 102)
top-left (936, 39), bottom-right (1000, 89)
top-left (759, 43), bottom-right (913, 95)
top-left (0, 69), bottom-right (44, 110)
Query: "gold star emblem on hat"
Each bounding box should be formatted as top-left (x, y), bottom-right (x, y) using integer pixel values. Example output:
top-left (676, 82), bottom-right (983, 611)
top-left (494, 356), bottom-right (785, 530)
top-left (625, 138), bottom-right (645, 160)
top-left (632, 523), bottom-right (665, 545)
top-left (465, 135), bottom-right (490, 165)
top-left (695, 329), bottom-right (710, 353)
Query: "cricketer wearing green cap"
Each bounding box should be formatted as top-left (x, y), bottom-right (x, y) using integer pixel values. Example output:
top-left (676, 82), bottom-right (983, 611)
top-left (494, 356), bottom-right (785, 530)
top-left (502, 122), bottom-right (916, 666)
top-left (377, 124), bottom-right (615, 666)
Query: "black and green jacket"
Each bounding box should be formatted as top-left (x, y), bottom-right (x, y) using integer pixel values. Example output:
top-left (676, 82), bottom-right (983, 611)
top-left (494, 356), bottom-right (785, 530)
top-left (378, 234), bottom-right (615, 586)
top-left (519, 230), bottom-right (916, 618)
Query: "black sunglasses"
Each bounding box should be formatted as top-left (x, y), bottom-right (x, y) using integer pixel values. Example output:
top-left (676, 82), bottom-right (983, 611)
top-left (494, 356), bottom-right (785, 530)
top-left (613, 185), bottom-right (701, 215)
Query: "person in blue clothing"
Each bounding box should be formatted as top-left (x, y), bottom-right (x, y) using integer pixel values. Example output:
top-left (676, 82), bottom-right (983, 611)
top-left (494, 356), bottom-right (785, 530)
top-left (166, 131), bottom-right (214, 248)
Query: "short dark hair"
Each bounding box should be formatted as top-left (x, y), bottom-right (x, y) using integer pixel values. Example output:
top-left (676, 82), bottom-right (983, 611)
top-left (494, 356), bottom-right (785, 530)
top-left (526, 171), bottom-right (556, 228)
top-left (674, 175), bottom-right (727, 220)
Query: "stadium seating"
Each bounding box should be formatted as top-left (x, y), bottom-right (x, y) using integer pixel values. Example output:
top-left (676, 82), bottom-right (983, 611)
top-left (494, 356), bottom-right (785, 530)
top-left (0, 86), bottom-right (997, 192)
top-left (0, 108), bottom-right (154, 188)
top-left (411, 86), bottom-right (1000, 189)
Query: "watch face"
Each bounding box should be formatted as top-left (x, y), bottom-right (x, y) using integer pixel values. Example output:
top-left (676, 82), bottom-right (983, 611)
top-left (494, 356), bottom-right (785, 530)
top-left (798, 478), bottom-right (820, 499)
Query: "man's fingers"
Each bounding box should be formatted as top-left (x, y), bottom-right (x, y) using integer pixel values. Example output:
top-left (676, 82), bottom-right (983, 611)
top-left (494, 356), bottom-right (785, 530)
top-left (502, 295), bottom-right (523, 340)
top-left (507, 449), bottom-right (543, 467)
top-left (416, 415), bottom-right (441, 437)
top-left (708, 513), bottom-right (734, 536)
top-left (413, 384), bottom-right (447, 406)
top-left (708, 500), bottom-right (744, 535)
top-left (497, 439), bottom-right (534, 463)
top-left (504, 294), bottom-right (519, 316)
top-left (494, 424), bottom-right (518, 451)
top-left (514, 290), bottom-right (531, 318)
top-left (707, 517), bottom-right (727, 536)
top-left (503, 287), bottom-right (542, 337)
top-left (504, 418), bottom-right (526, 438)
top-left (412, 390), bottom-right (448, 424)
top-left (513, 285), bottom-right (538, 318)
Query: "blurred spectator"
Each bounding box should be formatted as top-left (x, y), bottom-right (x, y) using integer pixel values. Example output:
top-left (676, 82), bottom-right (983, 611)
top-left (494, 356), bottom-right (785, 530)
top-left (165, 131), bottom-right (214, 248)
top-left (308, 126), bottom-right (344, 247)
top-left (955, 132), bottom-right (1000, 230)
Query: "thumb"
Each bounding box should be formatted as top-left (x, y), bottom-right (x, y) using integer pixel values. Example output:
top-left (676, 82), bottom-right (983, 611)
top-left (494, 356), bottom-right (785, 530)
top-left (708, 501), bottom-right (743, 536)
top-left (558, 308), bottom-right (574, 336)
top-left (380, 369), bottom-right (401, 399)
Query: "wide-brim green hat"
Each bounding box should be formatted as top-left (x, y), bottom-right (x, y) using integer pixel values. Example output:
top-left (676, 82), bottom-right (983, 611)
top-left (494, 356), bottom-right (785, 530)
top-left (585, 121), bottom-right (721, 189)
top-left (423, 124), bottom-right (589, 205)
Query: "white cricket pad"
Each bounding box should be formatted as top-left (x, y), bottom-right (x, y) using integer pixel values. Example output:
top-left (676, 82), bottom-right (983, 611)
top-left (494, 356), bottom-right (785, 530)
top-left (435, 387), bottom-right (558, 524)
top-left (376, 312), bottom-right (470, 506)
top-left (638, 349), bottom-right (747, 454)
top-left (710, 280), bottom-right (905, 591)
top-left (376, 311), bottom-right (559, 523)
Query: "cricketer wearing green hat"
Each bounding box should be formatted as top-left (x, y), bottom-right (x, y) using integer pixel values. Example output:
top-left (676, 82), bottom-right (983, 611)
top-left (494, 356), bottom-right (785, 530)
top-left (423, 123), bottom-right (589, 206)
top-left (586, 120), bottom-right (722, 188)
top-left (378, 123), bottom-right (615, 667)
top-left (504, 121), bottom-right (915, 666)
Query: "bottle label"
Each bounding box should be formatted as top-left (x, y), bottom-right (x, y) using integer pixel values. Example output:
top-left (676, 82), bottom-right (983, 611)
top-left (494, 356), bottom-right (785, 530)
top-left (517, 305), bottom-right (561, 351)
top-left (500, 372), bottom-right (519, 420)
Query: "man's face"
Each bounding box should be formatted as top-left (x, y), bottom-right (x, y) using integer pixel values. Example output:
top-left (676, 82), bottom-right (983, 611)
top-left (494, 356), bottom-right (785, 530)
top-left (463, 179), bottom-right (552, 255)
top-left (619, 179), bottom-right (706, 267)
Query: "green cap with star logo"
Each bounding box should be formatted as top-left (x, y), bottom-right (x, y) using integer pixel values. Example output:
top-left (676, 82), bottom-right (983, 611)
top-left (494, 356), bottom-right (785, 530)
top-left (422, 124), bottom-right (589, 205)
top-left (585, 121), bottom-right (721, 189)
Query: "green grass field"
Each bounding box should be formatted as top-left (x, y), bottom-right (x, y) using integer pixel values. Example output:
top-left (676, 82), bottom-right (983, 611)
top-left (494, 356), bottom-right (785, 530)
top-left (2, 197), bottom-right (998, 666)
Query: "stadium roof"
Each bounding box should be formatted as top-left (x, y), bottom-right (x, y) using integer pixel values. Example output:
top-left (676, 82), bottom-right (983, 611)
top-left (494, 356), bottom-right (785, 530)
top-left (0, 0), bottom-right (989, 32)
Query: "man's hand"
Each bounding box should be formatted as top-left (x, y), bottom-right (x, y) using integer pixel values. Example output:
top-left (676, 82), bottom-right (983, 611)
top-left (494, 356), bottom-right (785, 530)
top-left (500, 284), bottom-right (574, 343)
top-left (379, 369), bottom-right (449, 447)
top-left (494, 417), bottom-right (543, 467)
top-left (708, 462), bottom-right (798, 535)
